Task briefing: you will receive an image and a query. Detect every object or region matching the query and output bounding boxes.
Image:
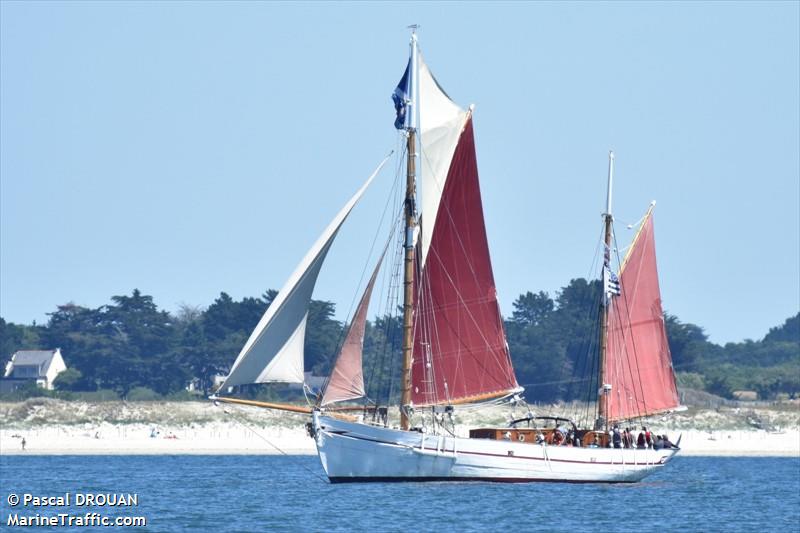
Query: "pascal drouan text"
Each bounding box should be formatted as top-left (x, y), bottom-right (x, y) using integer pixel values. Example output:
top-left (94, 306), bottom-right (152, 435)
top-left (18, 493), bottom-right (138, 507)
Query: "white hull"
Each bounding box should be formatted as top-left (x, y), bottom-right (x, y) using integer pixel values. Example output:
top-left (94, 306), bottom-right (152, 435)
top-left (314, 415), bottom-right (678, 483)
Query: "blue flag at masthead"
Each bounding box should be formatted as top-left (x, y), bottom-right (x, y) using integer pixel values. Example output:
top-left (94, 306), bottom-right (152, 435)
top-left (392, 60), bottom-right (411, 130)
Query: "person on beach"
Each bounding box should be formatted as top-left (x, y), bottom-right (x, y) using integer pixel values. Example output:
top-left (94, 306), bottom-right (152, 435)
top-left (21, 437), bottom-right (26, 451)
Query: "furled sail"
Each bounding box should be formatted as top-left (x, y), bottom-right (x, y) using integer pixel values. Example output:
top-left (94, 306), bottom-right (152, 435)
top-left (605, 211), bottom-right (680, 421)
top-left (409, 60), bottom-right (519, 406)
top-left (219, 157), bottom-right (389, 390)
top-left (319, 249), bottom-right (386, 406)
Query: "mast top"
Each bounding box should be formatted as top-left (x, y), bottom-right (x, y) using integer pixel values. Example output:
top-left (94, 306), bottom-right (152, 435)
top-left (406, 26), bottom-right (419, 132)
top-left (604, 150), bottom-right (615, 219)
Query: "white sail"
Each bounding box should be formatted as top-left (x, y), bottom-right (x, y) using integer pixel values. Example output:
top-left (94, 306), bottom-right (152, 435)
top-left (418, 52), bottom-right (470, 267)
top-left (219, 156), bottom-right (390, 390)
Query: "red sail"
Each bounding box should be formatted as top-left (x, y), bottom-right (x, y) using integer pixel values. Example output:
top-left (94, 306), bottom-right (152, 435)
top-left (320, 254), bottom-right (383, 406)
top-left (606, 213), bottom-right (680, 421)
top-left (411, 118), bottom-right (519, 406)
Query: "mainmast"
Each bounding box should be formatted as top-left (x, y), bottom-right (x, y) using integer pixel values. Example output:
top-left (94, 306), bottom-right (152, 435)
top-left (597, 150), bottom-right (614, 432)
top-left (400, 28), bottom-right (419, 431)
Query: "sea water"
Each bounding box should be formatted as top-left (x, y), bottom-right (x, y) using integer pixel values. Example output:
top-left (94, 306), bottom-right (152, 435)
top-left (1, 455), bottom-right (798, 532)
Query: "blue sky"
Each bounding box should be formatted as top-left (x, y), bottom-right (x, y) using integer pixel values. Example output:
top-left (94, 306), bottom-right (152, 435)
top-left (1, 1), bottom-right (798, 344)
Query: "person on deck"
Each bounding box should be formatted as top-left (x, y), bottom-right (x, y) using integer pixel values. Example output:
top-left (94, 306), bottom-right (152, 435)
top-left (553, 428), bottom-right (565, 446)
top-left (623, 428), bottom-right (633, 449)
top-left (654, 434), bottom-right (664, 450)
top-left (662, 434), bottom-right (676, 449)
top-left (644, 427), bottom-right (653, 448)
top-left (637, 428), bottom-right (646, 449)
top-left (612, 425), bottom-right (622, 448)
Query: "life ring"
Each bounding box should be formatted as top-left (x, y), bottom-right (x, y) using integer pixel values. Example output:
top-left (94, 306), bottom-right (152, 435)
top-left (518, 433), bottom-right (526, 442)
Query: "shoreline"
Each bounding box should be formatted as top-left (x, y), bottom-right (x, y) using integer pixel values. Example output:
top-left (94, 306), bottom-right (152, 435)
top-left (2, 399), bottom-right (798, 458)
top-left (2, 425), bottom-right (797, 457)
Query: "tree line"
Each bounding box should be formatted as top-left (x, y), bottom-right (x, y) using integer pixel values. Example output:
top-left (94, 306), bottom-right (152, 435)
top-left (1, 283), bottom-right (797, 401)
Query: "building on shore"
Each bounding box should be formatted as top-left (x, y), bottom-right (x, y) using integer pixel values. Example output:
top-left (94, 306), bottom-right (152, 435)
top-left (1, 349), bottom-right (67, 392)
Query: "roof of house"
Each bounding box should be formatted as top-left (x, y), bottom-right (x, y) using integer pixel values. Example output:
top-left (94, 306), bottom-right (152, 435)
top-left (12, 350), bottom-right (59, 367)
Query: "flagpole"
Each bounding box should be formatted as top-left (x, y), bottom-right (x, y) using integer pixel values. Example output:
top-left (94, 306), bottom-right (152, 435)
top-left (597, 150), bottom-right (614, 433)
top-left (400, 27), bottom-right (419, 431)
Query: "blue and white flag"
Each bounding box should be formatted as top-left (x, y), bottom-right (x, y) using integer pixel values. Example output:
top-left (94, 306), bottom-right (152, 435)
top-left (604, 266), bottom-right (621, 297)
top-left (392, 61), bottom-right (411, 130)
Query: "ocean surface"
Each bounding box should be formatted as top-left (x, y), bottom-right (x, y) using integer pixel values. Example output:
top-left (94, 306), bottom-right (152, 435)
top-left (1, 455), bottom-right (798, 532)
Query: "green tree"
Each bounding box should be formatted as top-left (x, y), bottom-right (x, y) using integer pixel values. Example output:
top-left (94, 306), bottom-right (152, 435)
top-left (763, 312), bottom-right (800, 343)
top-left (664, 314), bottom-right (709, 370)
top-left (53, 368), bottom-right (83, 391)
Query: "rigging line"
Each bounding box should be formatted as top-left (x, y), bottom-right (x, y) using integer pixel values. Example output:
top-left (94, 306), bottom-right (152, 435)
top-left (579, 300), bottom-right (600, 427)
top-left (381, 228), bottom-right (405, 407)
top-left (320, 157), bottom-right (404, 400)
top-left (581, 302), bottom-right (599, 421)
top-left (215, 403), bottom-right (328, 484)
top-left (417, 147), bottom-right (494, 314)
top-left (364, 161), bottom-right (405, 407)
top-left (416, 122), bottom-right (505, 361)
top-left (519, 376), bottom-right (594, 388)
top-left (417, 260), bottom-right (451, 406)
top-left (416, 124), bottom-right (512, 404)
top-left (388, 225), bottom-right (406, 399)
top-left (416, 298), bottom-right (510, 402)
top-left (319, 210), bottom-right (401, 404)
top-left (414, 271), bottom-right (439, 405)
top-left (424, 244), bottom-right (512, 385)
top-left (368, 225), bottom-right (401, 407)
top-left (561, 222), bottom-right (605, 421)
top-left (609, 258), bottom-right (640, 420)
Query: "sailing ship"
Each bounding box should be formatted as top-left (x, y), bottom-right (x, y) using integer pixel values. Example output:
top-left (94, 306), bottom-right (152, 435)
top-left (212, 32), bottom-right (683, 483)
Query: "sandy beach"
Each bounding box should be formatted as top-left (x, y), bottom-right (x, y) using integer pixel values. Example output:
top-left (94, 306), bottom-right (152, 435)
top-left (1, 399), bottom-right (798, 456)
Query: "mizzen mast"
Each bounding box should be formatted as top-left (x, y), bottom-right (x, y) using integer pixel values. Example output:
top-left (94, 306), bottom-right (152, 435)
top-left (597, 150), bottom-right (615, 432)
top-left (400, 28), bottom-right (419, 431)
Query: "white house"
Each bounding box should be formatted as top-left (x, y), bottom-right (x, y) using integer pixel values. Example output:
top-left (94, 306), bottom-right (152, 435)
top-left (3, 349), bottom-right (67, 390)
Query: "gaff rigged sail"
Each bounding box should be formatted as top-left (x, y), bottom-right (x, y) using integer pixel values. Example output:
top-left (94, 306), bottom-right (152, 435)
top-left (605, 212), bottom-right (680, 421)
top-left (410, 55), bottom-right (519, 407)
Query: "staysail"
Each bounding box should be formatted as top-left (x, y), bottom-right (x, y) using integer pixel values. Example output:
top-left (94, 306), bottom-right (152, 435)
top-left (410, 56), bottom-right (519, 406)
top-left (605, 210), bottom-right (680, 420)
top-left (219, 157), bottom-right (390, 390)
top-left (319, 249), bottom-right (386, 406)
